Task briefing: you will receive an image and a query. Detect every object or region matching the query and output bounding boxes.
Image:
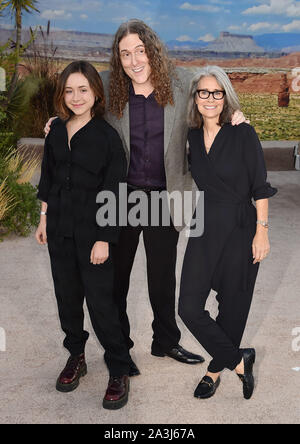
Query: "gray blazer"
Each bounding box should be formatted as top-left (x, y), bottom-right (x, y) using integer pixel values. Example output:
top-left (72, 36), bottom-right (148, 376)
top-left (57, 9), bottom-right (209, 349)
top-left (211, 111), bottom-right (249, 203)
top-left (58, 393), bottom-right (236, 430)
top-left (99, 68), bottom-right (194, 231)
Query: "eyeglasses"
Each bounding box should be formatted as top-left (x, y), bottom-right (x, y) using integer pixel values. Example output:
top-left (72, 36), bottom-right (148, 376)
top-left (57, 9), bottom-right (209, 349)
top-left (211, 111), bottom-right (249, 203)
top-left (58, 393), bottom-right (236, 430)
top-left (196, 89), bottom-right (226, 100)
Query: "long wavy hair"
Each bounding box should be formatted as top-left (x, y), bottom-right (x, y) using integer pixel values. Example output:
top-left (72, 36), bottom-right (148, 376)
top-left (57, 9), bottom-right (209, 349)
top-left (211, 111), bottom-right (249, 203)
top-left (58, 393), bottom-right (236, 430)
top-left (109, 19), bottom-right (176, 118)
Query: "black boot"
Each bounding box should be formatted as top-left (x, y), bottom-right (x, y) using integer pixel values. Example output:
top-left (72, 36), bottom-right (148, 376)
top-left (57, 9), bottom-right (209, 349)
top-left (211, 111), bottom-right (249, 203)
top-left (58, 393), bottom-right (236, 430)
top-left (56, 353), bottom-right (87, 393)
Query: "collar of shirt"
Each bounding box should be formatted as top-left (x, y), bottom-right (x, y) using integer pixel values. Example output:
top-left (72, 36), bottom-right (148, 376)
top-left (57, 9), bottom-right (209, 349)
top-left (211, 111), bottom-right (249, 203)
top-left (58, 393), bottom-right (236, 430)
top-left (129, 81), bottom-right (156, 102)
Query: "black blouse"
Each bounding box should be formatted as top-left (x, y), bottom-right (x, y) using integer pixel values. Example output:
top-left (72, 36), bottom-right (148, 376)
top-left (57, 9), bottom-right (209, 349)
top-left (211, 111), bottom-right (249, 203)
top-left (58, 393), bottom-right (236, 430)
top-left (37, 117), bottom-right (127, 244)
top-left (188, 123), bottom-right (277, 204)
top-left (187, 123), bottom-right (277, 292)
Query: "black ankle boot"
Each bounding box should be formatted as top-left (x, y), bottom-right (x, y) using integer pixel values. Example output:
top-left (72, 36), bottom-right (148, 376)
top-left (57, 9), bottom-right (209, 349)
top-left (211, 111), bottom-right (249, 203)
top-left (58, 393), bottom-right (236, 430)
top-left (56, 353), bottom-right (87, 393)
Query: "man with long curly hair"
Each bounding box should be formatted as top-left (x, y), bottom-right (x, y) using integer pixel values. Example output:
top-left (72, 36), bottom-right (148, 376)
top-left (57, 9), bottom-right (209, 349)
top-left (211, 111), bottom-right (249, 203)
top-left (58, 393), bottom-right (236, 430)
top-left (99, 19), bottom-right (246, 376)
top-left (45, 19), bottom-right (246, 377)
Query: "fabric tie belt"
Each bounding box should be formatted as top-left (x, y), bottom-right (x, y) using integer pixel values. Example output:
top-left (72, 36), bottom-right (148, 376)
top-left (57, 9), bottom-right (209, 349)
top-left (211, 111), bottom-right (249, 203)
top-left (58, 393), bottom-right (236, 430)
top-left (207, 196), bottom-right (254, 292)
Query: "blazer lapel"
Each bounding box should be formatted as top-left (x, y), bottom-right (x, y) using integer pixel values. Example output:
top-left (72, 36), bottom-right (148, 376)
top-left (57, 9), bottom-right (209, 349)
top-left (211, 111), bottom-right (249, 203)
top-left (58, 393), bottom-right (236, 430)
top-left (164, 84), bottom-right (179, 156)
top-left (120, 102), bottom-right (130, 159)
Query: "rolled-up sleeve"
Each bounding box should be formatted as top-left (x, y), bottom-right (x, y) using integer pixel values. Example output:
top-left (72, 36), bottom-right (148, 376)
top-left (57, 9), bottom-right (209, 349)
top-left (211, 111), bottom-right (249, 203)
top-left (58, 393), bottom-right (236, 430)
top-left (244, 125), bottom-right (277, 201)
top-left (37, 136), bottom-right (54, 203)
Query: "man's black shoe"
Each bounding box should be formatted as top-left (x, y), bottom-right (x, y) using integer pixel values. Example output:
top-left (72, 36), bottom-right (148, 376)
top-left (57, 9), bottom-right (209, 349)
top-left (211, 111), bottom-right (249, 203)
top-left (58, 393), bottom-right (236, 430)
top-left (152, 345), bottom-right (205, 364)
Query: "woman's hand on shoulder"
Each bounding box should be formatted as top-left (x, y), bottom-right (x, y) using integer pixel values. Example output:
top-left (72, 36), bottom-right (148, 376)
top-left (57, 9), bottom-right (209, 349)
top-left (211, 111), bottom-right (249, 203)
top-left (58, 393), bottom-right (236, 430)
top-left (90, 241), bottom-right (109, 265)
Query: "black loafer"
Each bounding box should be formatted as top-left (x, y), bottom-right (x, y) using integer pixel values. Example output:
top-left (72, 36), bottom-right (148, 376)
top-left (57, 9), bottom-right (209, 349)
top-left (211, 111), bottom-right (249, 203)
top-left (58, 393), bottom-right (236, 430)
top-left (194, 376), bottom-right (220, 399)
top-left (152, 345), bottom-right (205, 365)
top-left (129, 360), bottom-right (141, 377)
top-left (237, 348), bottom-right (256, 400)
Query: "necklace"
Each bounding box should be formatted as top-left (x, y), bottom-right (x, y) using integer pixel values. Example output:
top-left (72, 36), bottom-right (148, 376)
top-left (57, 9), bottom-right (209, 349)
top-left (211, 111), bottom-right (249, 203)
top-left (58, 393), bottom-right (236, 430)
top-left (203, 126), bottom-right (221, 154)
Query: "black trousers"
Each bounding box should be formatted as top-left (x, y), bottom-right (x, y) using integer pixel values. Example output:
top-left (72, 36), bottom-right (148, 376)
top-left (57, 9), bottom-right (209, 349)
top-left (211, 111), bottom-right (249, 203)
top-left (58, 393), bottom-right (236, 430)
top-left (112, 190), bottom-right (181, 354)
top-left (47, 229), bottom-right (131, 376)
top-left (179, 220), bottom-right (259, 373)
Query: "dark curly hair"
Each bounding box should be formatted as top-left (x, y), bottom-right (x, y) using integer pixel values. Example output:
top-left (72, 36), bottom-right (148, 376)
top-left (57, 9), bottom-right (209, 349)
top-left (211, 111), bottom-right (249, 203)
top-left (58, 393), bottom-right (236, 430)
top-left (109, 19), bottom-right (176, 118)
top-left (54, 60), bottom-right (106, 121)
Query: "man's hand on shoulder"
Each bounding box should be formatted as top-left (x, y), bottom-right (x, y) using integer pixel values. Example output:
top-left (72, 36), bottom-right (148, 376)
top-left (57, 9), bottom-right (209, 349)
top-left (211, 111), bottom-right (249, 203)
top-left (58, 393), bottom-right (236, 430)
top-left (231, 110), bottom-right (250, 126)
top-left (44, 116), bottom-right (58, 137)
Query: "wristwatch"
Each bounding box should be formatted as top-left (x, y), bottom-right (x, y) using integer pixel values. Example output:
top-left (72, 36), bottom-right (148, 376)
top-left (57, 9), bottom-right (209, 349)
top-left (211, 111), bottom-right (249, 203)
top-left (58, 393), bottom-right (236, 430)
top-left (256, 220), bottom-right (269, 228)
top-left (40, 211), bottom-right (47, 216)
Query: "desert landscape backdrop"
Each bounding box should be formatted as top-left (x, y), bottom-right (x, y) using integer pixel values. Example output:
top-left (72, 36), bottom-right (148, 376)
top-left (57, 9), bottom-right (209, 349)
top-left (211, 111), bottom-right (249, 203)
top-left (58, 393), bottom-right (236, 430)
top-left (1, 26), bottom-right (299, 141)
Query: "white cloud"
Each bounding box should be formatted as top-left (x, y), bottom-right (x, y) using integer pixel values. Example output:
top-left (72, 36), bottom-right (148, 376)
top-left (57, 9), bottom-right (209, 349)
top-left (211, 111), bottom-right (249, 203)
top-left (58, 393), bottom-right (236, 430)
top-left (228, 24), bottom-right (244, 31)
top-left (198, 33), bottom-right (215, 42)
top-left (235, 18), bottom-right (300, 34)
top-left (180, 2), bottom-right (221, 13)
top-left (243, 0), bottom-right (300, 18)
top-left (111, 16), bottom-right (129, 23)
top-left (287, 3), bottom-right (300, 17)
top-left (41, 10), bottom-right (72, 20)
top-left (45, 0), bottom-right (102, 13)
top-left (282, 20), bottom-right (300, 32)
top-left (248, 21), bottom-right (281, 32)
top-left (176, 35), bottom-right (194, 42)
top-left (37, 0), bottom-right (159, 29)
top-left (210, 0), bottom-right (232, 4)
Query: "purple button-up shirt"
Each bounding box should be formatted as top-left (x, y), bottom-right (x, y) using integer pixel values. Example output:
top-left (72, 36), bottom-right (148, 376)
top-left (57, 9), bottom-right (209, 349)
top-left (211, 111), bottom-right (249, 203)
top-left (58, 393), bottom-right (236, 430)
top-left (127, 84), bottom-right (166, 189)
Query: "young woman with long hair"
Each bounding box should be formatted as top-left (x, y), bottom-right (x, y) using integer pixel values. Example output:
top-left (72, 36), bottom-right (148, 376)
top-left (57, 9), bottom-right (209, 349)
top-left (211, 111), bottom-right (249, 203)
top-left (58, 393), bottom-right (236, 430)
top-left (35, 60), bottom-right (131, 410)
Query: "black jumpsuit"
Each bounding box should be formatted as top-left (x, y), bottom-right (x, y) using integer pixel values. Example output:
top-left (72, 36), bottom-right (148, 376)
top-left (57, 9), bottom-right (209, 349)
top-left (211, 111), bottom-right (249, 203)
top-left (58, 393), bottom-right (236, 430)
top-left (179, 123), bottom-right (277, 373)
top-left (37, 117), bottom-right (131, 377)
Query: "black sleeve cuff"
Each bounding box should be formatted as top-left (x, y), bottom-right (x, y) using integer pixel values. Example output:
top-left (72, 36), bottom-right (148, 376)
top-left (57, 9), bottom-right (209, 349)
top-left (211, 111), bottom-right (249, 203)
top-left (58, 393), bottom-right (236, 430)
top-left (253, 184), bottom-right (278, 201)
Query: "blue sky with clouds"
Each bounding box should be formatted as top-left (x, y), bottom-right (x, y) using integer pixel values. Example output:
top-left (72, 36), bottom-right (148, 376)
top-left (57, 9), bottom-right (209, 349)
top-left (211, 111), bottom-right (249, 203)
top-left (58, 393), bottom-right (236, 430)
top-left (0, 0), bottom-right (300, 41)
